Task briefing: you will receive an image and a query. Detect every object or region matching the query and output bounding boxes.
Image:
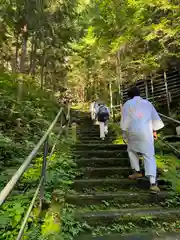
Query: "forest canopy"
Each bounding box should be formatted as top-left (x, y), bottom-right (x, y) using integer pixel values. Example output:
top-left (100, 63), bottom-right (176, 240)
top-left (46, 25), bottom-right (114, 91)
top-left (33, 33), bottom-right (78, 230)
top-left (0, 0), bottom-right (180, 103)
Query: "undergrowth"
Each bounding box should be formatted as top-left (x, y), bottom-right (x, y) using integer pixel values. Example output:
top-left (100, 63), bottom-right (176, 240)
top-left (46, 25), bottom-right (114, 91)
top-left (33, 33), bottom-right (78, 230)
top-left (0, 72), bottom-right (83, 239)
top-left (0, 72), bottom-right (59, 185)
top-left (0, 134), bottom-right (83, 240)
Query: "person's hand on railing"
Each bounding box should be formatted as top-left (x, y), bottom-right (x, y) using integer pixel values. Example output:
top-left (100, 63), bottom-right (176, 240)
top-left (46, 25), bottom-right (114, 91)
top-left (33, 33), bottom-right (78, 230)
top-left (153, 131), bottom-right (158, 140)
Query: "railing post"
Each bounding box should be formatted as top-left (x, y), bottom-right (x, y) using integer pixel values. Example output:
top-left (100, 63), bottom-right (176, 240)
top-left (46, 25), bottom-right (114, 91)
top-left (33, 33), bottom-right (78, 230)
top-left (164, 71), bottom-right (171, 116)
top-left (39, 137), bottom-right (48, 211)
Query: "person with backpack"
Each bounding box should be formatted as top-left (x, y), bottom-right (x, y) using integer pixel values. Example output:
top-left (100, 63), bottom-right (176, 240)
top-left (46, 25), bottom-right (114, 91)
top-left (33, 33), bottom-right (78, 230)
top-left (96, 102), bottom-right (110, 140)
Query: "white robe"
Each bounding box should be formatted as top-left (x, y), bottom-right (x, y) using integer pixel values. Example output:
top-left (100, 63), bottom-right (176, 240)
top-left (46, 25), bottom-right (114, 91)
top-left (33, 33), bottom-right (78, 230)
top-left (120, 96), bottom-right (164, 156)
top-left (90, 102), bottom-right (98, 120)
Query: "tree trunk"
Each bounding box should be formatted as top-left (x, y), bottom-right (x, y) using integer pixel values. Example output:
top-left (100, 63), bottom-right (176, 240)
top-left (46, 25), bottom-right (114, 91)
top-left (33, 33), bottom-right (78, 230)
top-left (20, 24), bottom-right (28, 73)
top-left (12, 33), bottom-right (19, 73)
top-left (17, 79), bottom-right (23, 101)
top-left (18, 24), bottom-right (28, 101)
top-left (116, 50), bottom-right (123, 104)
top-left (40, 49), bottom-right (46, 90)
top-left (40, 65), bottom-right (44, 90)
top-left (29, 34), bottom-right (37, 76)
top-left (109, 79), bottom-right (114, 119)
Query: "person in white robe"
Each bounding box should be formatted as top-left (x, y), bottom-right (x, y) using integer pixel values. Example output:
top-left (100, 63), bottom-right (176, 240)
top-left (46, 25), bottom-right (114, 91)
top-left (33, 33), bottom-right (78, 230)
top-left (90, 100), bottom-right (98, 121)
top-left (120, 87), bottom-right (164, 193)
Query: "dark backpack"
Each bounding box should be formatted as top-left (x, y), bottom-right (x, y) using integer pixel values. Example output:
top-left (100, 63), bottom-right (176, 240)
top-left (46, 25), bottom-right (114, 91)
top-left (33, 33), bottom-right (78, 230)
top-left (98, 105), bottom-right (109, 121)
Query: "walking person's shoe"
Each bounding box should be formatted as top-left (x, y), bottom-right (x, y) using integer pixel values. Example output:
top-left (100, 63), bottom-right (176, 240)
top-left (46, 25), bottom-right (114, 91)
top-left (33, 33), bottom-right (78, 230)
top-left (128, 171), bottom-right (143, 180)
top-left (150, 184), bottom-right (160, 194)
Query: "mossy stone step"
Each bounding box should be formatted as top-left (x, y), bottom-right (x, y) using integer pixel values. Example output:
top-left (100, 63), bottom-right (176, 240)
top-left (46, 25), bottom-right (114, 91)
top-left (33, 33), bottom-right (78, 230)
top-left (76, 166), bottom-right (131, 179)
top-left (73, 150), bottom-right (128, 158)
top-left (77, 136), bottom-right (116, 141)
top-left (76, 232), bottom-right (180, 240)
top-left (75, 207), bottom-right (180, 226)
top-left (73, 178), bottom-right (170, 192)
top-left (76, 125), bottom-right (99, 129)
top-left (76, 166), bottom-right (162, 179)
top-left (76, 128), bottom-right (116, 133)
top-left (66, 191), bottom-right (175, 206)
top-left (74, 144), bottom-right (126, 151)
top-left (78, 140), bottom-right (115, 144)
top-left (77, 132), bottom-right (115, 137)
top-left (70, 116), bottom-right (179, 239)
top-left (76, 132), bottom-right (116, 137)
top-left (75, 157), bottom-right (130, 167)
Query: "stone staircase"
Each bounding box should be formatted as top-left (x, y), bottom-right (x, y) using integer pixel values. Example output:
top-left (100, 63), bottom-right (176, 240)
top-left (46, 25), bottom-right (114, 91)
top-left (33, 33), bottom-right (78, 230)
top-left (67, 111), bottom-right (180, 239)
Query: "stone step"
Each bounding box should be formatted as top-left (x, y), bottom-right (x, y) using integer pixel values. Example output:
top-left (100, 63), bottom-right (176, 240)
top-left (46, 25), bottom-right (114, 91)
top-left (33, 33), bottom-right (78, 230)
top-left (76, 124), bottom-right (99, 129)
top-left (76, 130), bottom-right (116, 135)
top-left (78, 140), bottom-right (116, 144)
top-left (66, 190), bottom-right (175, 207)
top-left (76, 166), bottom-right (162, 179)
top-left (73, 150), bottom-right (128, 158)
top-left (69, 117), bottom-right (180, 240)
top-left (77, 134), bottom-right (116, 140)
top-left (73, 178), bottom-right (170, 192)
top-left (76, 232), bottom-right (180, 240)
top-left (76, 126), bottom-right (113, 131)
top-left (76, 166), bottom-right (131, 179)
top-left (75, 207), bottom-right (180, 226)
top-left (74, 157), bottom-right (130, 167)
top-left (77, 134), bottom-right (115, 138)
top-left (73, 144), bottom-right (126, 151)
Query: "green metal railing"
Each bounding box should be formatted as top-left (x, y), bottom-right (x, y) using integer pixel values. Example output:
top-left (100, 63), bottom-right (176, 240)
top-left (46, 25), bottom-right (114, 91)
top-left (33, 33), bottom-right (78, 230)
top-left (157, 113), bottom-right (180, 156)
top-left (0, 105), bottom-right (71, 240)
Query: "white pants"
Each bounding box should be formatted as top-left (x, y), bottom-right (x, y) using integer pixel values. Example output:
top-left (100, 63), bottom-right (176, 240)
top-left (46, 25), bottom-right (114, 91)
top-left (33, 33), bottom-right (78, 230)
top-left (128, 150), bottom-right (156, 184)
top-left (99, 122), bottom-right (108, 139)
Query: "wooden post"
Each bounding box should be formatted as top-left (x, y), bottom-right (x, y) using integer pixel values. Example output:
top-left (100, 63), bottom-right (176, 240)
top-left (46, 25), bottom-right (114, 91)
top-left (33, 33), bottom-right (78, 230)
top-left (144, 79), bottom-right (148, 99)
top-left (164, 71), bottom-right (171, 116)
top-left (150, 74), bottom-right (154, 104)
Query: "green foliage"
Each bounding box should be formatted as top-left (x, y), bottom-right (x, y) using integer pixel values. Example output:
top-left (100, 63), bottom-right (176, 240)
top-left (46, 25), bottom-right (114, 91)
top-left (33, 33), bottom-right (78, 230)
top-left (41, 203), bottom-right (61, 237)
top-left (0, 0), bottom-right (79, 95)
top-left (0, 140), bottom-right (77, 240)
top-left (0, 72), bottom-right (73, 239)
top-left (42, 148), bottom-right (85, 240)
top-left (109, 122), bottom-right (125, 144)
top-left (0, 72), bottom-right (59, 179)
top-left (0, 195), bottom-right (30, 239)
top-left (66, 0), bottom-right (180, 103)
top-left (60, 204), bottom-right (84, 240)
top-left (155, 153), bottom-right (180, 192)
